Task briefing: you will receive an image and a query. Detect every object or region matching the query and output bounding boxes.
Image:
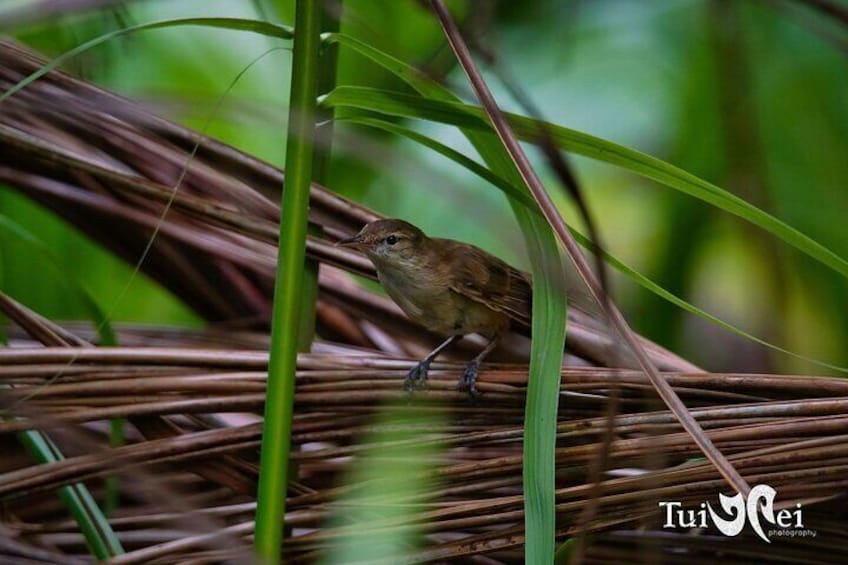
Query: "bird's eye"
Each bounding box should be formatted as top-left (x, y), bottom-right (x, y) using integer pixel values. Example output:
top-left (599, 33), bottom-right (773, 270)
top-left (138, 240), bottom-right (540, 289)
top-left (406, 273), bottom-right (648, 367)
top-left (385, 235), bottom-right (398, 245)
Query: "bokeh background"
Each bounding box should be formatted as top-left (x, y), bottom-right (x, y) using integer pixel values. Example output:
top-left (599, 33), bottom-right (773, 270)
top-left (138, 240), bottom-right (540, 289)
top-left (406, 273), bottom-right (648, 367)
top-left (2, 0), bottom-right (847, 374)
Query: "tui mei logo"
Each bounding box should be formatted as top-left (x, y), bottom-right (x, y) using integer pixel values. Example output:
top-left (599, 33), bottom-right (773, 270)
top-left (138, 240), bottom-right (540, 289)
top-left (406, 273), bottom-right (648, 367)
top-left (658, 484), bottom-right (809, 542)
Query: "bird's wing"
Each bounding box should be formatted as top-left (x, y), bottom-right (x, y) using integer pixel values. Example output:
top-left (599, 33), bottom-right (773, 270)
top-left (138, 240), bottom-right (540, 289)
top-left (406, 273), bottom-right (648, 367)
top-left (441, 239), bottom-right (532, 327)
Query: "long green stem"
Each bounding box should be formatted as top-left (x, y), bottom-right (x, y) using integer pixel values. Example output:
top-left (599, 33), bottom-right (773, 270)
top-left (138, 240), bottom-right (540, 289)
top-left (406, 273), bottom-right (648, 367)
top-left (254, 1), bottom-right (323, 563)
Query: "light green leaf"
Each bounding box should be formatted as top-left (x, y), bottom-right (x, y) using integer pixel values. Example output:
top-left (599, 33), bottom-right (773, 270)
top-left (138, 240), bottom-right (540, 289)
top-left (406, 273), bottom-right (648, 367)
top-left (320, 85), bottom-right (848, 281)
top-left (0, 18), bottom-right (293, 104)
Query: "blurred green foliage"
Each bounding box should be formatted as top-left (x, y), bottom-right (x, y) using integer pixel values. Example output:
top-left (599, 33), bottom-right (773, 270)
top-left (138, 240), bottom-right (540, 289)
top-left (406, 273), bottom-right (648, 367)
top-left (320, 409), bottom-right (443, 563)
top-left (1, 0), bottom-right (847, 373)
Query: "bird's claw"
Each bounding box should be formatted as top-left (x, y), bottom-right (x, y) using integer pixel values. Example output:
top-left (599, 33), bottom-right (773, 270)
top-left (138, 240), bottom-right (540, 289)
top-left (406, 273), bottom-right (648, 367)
top-left (456, 360), bottom-right (481, 401)
top-left (404, 359), bottom-right (431, 393)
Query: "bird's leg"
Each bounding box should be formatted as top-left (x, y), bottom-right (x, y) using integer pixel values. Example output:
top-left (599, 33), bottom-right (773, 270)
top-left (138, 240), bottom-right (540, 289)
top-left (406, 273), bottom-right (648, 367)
top-left (405, 335), bottom-right (462, 392)
top-left (457, 337), bottom-right (499, 399)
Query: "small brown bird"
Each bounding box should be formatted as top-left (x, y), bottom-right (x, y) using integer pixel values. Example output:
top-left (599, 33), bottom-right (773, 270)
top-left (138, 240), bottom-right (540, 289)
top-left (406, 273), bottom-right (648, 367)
top-left (338, 219), bottom-right (531, 397)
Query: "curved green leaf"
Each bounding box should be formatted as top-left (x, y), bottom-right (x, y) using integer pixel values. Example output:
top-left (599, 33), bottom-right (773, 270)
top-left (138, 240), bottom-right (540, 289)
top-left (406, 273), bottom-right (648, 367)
top-left (0, 17), bottom-right (293, 104)
top-left (16, 427), bottom-right (125, 558)
top-left (324, 32), bottom-right (443, 97)
top-left (337, 116), bottom-right (537, 209)
top-left (320, 85), bottom-right (848, 281)
top-left (568, 230), bottom-right (848, 374)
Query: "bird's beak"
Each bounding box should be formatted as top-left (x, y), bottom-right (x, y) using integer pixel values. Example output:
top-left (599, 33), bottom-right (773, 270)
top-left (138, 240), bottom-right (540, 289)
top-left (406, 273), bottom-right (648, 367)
top-left (336, 233), bottom-right (365, 250)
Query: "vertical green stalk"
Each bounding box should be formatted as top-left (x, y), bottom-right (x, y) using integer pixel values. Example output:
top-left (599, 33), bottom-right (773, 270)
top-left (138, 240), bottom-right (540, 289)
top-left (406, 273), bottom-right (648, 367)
top-left (254, 1), bottom-right (322, 563)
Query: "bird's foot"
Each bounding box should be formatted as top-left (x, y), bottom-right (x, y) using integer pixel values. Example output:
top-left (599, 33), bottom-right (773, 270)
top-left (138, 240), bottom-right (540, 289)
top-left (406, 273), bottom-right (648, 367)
top-left (404, 359), bottom-right (431, 393)
top-left (456, 360), bottom-right (481, 401)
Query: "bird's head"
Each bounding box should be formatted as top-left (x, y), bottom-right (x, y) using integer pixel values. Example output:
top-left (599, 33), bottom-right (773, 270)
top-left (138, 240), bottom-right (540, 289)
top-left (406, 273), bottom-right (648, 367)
top-left (337, 219), bottom-right (427, 265)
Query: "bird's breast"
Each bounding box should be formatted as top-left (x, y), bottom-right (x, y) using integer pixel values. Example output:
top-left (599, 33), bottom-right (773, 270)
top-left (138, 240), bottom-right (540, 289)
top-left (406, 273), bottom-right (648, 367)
top-left (375, 262), bottom-right (504, 337)
top-left (377, 265), bottom-right (451, 329)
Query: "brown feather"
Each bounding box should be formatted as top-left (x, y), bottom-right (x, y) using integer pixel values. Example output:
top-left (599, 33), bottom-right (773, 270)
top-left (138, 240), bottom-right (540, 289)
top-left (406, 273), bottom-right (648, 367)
top-left (440, 239), bottom-right (532, 328)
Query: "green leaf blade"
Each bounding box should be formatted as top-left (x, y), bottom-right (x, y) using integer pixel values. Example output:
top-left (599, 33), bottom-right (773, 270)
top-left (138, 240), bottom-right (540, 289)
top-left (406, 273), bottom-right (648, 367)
top-left (320, 85), bottom-right (848, 280)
